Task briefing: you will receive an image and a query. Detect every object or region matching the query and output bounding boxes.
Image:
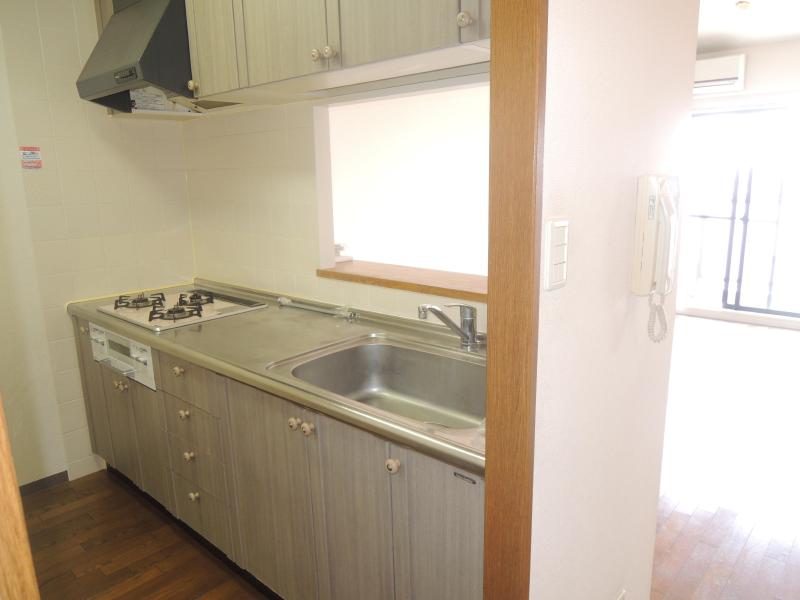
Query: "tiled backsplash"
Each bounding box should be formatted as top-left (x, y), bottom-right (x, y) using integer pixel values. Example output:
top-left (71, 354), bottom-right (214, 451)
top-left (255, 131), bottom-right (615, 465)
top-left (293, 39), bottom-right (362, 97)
top-left (1, 0), bottom-right (192, 480)
top-left (183, 104), bottom-right (488, 330)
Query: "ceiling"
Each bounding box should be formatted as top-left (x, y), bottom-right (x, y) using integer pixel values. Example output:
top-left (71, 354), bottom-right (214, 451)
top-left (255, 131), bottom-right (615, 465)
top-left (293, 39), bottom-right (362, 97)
top-left (698, 0), bottom-right (800, 53)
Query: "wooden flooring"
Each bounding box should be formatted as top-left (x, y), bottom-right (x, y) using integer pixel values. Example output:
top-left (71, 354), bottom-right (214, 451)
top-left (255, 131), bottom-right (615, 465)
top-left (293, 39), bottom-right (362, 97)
top-left (23, 469), bottom-right (271, 600)
top-left (652, 317), bottom-right (800, 600)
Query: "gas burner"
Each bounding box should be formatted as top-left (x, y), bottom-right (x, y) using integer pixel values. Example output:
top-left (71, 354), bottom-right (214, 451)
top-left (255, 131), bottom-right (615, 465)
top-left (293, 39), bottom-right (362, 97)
top-left (149, 303), bottom-right (203, 322)
top-left (178, 290), bottom-right (214, 307)
top-left (115, 292), bottom-right (166, 310)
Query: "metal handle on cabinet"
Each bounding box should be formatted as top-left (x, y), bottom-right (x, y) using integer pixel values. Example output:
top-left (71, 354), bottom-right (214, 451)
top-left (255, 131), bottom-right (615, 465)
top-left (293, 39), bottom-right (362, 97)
top-left (300, 422), bottom-right (315, 437)
top-left (321, 45), bottom-right (337, 59)
top-left (456, 11), bottom-right (474, 27)
top-left (172, 366), bottom-right (185, 377)
top-left (183, 451), bottom-right (195, 462)
top-left (385, 458), bottom-right (401, 474)
top-left (288, 417), bottom-right (302, 431)
top-left (311, 48), bottom-right (322, 62)
top-left (178, 409), bottom-right (191, 420)
top-left (188, 491), bottom-right (200, 502)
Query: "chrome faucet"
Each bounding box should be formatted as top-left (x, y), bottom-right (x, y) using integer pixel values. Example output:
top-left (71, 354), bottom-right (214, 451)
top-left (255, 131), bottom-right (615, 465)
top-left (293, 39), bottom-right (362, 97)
top-left (418, 303), bottom-right (486, 350)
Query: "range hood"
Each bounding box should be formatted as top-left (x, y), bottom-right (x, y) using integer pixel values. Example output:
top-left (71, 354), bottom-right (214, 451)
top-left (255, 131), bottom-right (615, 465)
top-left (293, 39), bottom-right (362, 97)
top-left (76, 0), bottom-right (193, 113)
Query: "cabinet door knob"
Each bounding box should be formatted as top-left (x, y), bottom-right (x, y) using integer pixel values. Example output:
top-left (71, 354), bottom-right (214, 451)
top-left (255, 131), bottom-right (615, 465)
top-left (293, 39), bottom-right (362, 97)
top-left (172, 366), bottom-right (185, 377)
top-left (178, 409), bottom-right (191, 420)
top-left (385, 458), bottom-right (401, 474)
top-left (187, 79), bottom-right (198, 92)
top-left (300, 422), bottom-right (315, 437)
top-left (183, 451), bottom-right (195, 462)
top-left (311, 48), bottom-right (322, 62)
top-left (321, 45), bottom-right (337, 59)
top-left (288, 417), bottom-right (302, 431)
top-left (188, 491), bottom-right (200, 502)
top-left (79, 325), bottom-right (89, 334)
top-left (456, 11), bottom-right (474, 27)
top-left (118, 381), bottom-right (128, 392)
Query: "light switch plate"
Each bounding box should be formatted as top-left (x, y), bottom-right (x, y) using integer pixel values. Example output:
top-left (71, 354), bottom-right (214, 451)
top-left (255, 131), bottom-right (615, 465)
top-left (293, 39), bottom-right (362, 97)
top-left (544, 219), bottom-right (569, 290)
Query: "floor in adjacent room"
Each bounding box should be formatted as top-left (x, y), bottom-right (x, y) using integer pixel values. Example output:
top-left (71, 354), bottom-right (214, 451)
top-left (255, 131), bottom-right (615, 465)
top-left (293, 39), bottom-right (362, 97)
top-left (23, 470), bottom-right (269, 599)
top-left (652, 316), bottom-right (800, 600)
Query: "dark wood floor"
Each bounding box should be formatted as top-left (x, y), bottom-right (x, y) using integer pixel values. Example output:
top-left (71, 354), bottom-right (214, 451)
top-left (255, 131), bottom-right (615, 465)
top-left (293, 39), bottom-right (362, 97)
top-left (23, 470), bottom-right (269, 599)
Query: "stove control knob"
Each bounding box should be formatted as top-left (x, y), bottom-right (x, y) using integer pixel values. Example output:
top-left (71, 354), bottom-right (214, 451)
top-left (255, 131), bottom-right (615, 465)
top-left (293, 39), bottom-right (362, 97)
top-left (288, 417), bottom-right (302, 431)
top-left (172, 366), bottom-right (185, 377)
top-left (188, 492), bottom-right (200, 502)
top-left (182, 451), bottom-right (195, 462)
top-left (300, 422), bottom-right (315, 437)
top-left (178, 409), bottom-right (191, 420)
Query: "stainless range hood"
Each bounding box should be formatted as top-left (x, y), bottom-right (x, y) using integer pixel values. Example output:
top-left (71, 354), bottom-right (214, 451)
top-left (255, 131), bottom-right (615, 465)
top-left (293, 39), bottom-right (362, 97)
top-left (76, 0), bottom-right (193, 113)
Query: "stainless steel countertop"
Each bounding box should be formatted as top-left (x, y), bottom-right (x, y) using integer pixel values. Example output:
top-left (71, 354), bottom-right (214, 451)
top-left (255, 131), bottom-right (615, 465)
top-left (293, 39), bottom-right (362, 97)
top-left (68, 279), bottom-right (486, 475)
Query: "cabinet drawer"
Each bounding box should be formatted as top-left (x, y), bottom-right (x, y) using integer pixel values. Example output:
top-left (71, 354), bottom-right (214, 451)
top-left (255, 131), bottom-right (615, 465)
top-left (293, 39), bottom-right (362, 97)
top-left (163, 394), bottom-right (222, 459)
top-left (167, 431), bottom-right (227, 500)
top-left (158, 353), bottom-right (225, 417)
top-left (172, 471), bottom-right (232, 556)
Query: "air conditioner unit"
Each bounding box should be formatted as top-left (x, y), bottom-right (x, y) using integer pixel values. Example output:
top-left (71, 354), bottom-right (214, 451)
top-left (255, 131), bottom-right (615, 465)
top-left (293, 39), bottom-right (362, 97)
top-left (694, 54), bottom-right (746, 95)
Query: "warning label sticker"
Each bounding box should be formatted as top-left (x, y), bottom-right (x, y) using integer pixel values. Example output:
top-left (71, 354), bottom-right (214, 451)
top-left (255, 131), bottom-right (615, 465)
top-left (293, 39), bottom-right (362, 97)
top-left (20, 146), bottom-right (42, 169)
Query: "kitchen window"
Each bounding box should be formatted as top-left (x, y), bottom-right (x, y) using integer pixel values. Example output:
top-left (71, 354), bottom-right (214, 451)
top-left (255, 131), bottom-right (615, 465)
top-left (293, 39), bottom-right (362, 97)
top-left (314, 81), bottom-right (489, 300)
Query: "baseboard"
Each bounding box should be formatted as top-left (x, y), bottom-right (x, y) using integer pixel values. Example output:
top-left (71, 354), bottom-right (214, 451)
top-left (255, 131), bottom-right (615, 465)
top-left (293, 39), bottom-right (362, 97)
top-left (19, 470), bottom-right (68, 496)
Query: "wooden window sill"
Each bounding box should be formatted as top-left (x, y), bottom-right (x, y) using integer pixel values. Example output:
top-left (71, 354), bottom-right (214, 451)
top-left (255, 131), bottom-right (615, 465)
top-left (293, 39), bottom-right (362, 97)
top-left (317, 261), bottom-right (487, 303)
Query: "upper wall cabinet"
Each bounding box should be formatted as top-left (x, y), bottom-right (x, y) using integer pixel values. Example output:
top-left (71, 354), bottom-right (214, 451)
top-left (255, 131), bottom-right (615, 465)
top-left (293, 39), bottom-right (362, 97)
top-left (337, 0), bottom-right (461, 68)
top-left (185, 0), bottom-right (244, 97)
top-left (185, 0), bottom-right (490, 99)
top-left (242, 0), bottom-right (330, 86)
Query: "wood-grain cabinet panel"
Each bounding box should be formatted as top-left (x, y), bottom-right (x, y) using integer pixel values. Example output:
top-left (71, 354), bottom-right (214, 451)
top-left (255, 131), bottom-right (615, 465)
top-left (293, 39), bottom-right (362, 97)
top-left (131, 385), bottom-right (173, 512)
top-left (158, 353), bottom-right (226, 417)
top-left (172, 470), bottom-right (233, 556)
top-left (163, 394), bottom-right (223, 459)
top-left (74, 319), bottom-right (114, 464)
top-left (100, 366), bottom-right (141, 486)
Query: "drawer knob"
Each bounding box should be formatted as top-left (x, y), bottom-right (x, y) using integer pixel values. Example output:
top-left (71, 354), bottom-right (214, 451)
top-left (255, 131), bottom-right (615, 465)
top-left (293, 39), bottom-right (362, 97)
top-left (183, 451), bottom-right (195, 462)
top-left (456, 10), bottom-right (474, 27)
top-left (172, 366), bottom-right (185, 377)
top-left (178, 409), bottom-right (191, 420)
top-left (311, 48), bottom-right (322, 62)
top-left (187, 79), bottom-right (198, 92)
top-left (288, 417), bottom-right (302, 431)
top-left (385, 458), bottom-right (401, 474)
top-left (300, 422), bottom-right (315, 437)
top-left (188, 491), bottom-right (200, 502)
top-left (321, 45), bottom-right (337, 59)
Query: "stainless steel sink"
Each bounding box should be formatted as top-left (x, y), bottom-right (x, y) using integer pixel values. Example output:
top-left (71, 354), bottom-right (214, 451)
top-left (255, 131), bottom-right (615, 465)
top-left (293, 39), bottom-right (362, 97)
top-left (269, 337), bottom-right (485, 429)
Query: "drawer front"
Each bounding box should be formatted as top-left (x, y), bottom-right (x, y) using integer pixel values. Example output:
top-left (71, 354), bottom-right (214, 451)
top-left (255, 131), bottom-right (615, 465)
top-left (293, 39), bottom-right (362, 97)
top-left (167, 431), bottom-right (227, 499)
top-left (172, 471), bottom-right (232, 556)
top-left (158, 352), bottom-right (225, 417)
top-left (163, 394), bottom-right (222, 459)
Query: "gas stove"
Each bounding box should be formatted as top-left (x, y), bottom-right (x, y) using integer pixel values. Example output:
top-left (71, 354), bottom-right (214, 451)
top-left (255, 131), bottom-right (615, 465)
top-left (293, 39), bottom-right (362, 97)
top-left (97, 288), bottom-right (266, 332)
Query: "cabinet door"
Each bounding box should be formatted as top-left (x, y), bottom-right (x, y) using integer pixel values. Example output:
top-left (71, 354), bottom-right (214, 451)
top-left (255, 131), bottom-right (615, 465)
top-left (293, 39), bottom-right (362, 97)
top-left (390, 446), bottom-right (484, 600)
top-left (337, 0), bottom-right (461, 68)
top-left (100, 367), bottom-right (141, 486)
top-left (185, 0), bottom-right (242, 96)
top-left (241, 0), bottom-right (328, 85)
top-left (309, 413), bottom-right (395, 600)
top-left (227, 381), bottom-right (317, 600)
top-left (74, 320), bottom-right (114, 464)
top-left (131, 386), bottom-right (172, 512)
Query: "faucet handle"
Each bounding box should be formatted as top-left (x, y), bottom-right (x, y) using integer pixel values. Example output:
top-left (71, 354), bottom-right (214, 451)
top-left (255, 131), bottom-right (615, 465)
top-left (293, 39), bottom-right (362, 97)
top-left (443, 303), bottom-right (477, 320)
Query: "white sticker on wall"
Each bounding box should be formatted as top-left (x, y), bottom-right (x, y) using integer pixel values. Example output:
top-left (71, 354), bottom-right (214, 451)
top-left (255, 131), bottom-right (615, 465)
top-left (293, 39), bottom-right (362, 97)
top-left (19, 146), bottom-right (42, 169)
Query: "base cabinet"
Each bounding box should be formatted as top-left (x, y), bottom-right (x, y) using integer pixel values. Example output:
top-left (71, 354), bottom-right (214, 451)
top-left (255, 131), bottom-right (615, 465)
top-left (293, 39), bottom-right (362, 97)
top-left (74, 320), bottom-right (114, 463)
top-left (100, 366), bottom-right (142, 486)
top-left (131, 385), bottom-right (173, 512)
top-left (226, 381), bottom-right (484, 600)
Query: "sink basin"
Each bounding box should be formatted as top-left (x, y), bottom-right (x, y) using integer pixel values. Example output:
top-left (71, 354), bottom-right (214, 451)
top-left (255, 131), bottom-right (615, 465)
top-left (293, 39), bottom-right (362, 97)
top-left (284, 340), bottom-right (485, 429)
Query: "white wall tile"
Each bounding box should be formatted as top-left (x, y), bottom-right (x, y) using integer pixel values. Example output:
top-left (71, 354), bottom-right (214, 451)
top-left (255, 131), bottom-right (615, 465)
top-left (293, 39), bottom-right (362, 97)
top-left (67, 454), bottom-right (104, 480)
top-left (62, 426), bottom-right (91, 462)
top-left (58, 398), bottom-right (87, 432)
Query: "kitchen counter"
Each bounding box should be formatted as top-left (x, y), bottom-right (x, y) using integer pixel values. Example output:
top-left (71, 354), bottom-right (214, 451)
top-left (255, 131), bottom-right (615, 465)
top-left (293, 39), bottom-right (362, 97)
top-left (67, 279), bottom-right (486, 474)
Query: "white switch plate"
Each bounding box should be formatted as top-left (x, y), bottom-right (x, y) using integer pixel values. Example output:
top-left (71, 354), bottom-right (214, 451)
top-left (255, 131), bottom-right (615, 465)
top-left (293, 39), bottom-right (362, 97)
top-left (544, 219), bottom-right (569, 290)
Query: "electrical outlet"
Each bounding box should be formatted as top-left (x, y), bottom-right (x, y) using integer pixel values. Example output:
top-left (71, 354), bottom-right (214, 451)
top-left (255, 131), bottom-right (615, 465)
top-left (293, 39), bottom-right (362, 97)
top-left (616, 590), bottom-right (626, 600)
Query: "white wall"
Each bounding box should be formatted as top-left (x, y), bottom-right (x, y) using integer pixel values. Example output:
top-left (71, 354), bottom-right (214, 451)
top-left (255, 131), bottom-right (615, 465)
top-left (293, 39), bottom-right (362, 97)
top-left (696, 39), bottom-right (800, 109)
top-left (531, 0), bottom-right (698, 598)
top-left (0, 0), bottom-right (192, 482)
top-left (0, 29), bottom-right (67, 487)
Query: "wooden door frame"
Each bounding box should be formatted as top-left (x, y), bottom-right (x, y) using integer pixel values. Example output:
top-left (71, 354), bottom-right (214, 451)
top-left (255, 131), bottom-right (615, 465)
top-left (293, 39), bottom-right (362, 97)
top-left (484, 1), bottom-right (548, 598)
